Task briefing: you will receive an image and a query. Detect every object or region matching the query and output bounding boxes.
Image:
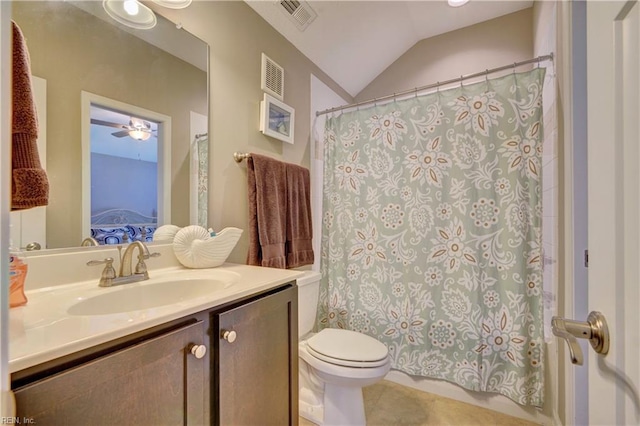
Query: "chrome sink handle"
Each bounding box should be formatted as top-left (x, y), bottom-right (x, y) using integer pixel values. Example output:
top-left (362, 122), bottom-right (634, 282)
top-left (120, 241), bottom-right (157, 278)
top-left (134, 251), bottom-right (161, 275)
top-left (86, 257), bottom-right (117, 287)
top-left (142, 252), bottom-right (162, 260)
top-left (551, 311), bottom-right (610, 366)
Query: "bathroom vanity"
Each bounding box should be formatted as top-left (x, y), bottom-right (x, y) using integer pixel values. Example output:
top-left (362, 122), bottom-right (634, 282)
top-left (8, 262), bottom-right (300, 425)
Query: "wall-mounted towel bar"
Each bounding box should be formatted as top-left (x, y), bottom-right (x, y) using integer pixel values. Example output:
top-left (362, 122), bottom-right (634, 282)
top-left (233, 152), bottom-right (251, 163)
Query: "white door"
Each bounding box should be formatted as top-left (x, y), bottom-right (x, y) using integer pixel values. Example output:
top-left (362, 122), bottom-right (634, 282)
top-left (587, 1), bottom-right (640, 424)
top-left (9, 75), bottom-right (46, 250)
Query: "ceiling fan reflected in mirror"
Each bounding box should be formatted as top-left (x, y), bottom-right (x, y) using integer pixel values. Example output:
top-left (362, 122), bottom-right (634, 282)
top-left (91, 117), bottom-right (156, 141)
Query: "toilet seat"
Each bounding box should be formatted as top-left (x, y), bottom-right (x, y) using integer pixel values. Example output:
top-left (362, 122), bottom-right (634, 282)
top-left (306, 328), bottom-right (389, 368)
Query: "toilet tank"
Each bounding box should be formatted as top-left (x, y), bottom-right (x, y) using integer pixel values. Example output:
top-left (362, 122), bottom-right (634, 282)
top-left (296, 271), bottom-right (322, 337)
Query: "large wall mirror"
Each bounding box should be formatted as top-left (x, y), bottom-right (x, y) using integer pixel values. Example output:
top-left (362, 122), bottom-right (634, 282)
top-left (10, 1), bottom-right (208, 250)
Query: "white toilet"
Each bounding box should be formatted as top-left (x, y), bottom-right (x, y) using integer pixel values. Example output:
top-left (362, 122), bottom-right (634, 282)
top-left (297, 271), bottom-right (391, 426)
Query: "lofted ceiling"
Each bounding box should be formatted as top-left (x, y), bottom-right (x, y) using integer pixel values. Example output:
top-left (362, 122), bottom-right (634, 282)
top-left (245, 0), bottom-right (533, 97)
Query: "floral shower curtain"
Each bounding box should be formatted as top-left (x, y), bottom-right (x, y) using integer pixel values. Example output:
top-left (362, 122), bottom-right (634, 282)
top-left (317, 68), bottom-right (545, 406)
top-left (194, 135), bottom-right (208, 227)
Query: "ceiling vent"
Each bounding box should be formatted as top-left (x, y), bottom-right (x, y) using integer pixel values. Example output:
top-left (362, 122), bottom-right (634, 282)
top-left (277, 0), bottom-right (317, 31)
top-left (261, 53), bottom-right (284, 100)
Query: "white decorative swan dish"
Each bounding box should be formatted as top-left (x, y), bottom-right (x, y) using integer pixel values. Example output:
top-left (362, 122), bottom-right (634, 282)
top-left (173, 226), bottom-right (243, 268)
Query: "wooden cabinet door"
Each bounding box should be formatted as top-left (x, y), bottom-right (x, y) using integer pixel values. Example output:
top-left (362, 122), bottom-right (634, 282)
top-left (216, 286), bottom-right (298, 426)
top-left (14, 321), bottom-right (206, 425)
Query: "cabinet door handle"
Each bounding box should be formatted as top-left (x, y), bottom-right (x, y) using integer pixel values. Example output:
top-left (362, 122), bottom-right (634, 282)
top-left (188, 344), bottom-right (207, 359)
top-left (221, 330), bottom-right (237, 343)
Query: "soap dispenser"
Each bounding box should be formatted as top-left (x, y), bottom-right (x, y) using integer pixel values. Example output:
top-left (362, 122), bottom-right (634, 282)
top-left (9, 240), bottom-right (28, 308)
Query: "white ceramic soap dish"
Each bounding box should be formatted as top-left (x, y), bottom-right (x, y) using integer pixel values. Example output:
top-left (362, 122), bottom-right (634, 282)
top-left (173, 226), bottom-right (243, 268)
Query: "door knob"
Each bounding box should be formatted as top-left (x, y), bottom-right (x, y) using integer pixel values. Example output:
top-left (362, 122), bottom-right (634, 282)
top-left (551, 311), bottom-right (609, 365)
top-left (25, 242), bottom-right (41, 251)
top-left (221, 330), bottom-right (237, 343)
top-left (188, 343), bottom-right (207, 359)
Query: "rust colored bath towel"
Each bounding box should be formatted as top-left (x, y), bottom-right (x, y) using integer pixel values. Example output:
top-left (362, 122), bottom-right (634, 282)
top-left (247, 153), bottom-right (313, 269)
top-left (285, 162), bottom-right (314, 268)
top-left (12, 21), bottom-right (48, 210)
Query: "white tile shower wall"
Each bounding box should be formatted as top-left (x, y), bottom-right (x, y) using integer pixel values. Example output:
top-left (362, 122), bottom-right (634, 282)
top-left (535, 0), bottom-right (559, 342)
top-left (533, 2), bottom-right (561, 425)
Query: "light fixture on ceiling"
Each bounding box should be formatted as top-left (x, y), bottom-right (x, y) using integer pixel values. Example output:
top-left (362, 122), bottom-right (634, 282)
top-left (103, 0), bottom-right (157, 30)
top-left (448, 0), bottom-right (470, 7)
top-left (151, 0), bottom-right (193, 9)
top-left (129, 129), bottom-right (152, 141)
top-left (128, 118), bottom-right (153, 141)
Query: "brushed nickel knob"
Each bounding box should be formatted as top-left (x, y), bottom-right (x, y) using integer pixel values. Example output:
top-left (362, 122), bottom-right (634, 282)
top-left (189, 344), bottom-right (207, 359)
top-left (222, 330), bottom-right (237, 343)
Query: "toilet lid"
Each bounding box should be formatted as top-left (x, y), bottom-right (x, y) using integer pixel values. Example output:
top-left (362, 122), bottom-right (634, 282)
top-left (306, 329), bottom-right (388, 367)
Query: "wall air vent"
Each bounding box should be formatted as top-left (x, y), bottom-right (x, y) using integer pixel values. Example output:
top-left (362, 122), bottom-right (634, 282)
top-left (261, 53), bottom-right (284, 100)
top-left (277, 0), bottom-right (317, 31)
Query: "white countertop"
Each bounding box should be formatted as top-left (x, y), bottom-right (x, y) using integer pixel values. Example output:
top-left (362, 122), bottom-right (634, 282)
top-left (9, 263), bottom-right (302, 373)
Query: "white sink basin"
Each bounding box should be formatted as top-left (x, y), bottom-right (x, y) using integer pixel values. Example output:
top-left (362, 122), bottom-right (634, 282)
top-left (68, 273), bottom-right (237, 316)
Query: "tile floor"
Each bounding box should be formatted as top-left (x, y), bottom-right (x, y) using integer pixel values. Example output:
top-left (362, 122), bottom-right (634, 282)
top-left (299, 380), bottom-right (539, 426)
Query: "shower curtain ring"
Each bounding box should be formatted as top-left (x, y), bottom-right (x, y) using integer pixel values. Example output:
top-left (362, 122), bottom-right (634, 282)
top-left (436, 82), bottom-right (440, 93)
top-left (414, 88), bottom-right (418, 98)
top-left (460, 76), bottom-right (463, 88)
top-left (485, 69), bottom-right (489, 83)
top-left (374, 97), bottom-right (377, 107)
top-left (513, 62), bottom-right (517, 74)
top-left (537, 57), bottom-right (541, 68)
top-left (393, 93), bottom-right (397, 102)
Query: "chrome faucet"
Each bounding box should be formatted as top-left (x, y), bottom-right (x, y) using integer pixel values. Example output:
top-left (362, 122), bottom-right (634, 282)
top-left (87, 241), bottom-right (160, 287)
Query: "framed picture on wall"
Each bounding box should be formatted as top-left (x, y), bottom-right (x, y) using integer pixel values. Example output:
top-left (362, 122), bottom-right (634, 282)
top-left (259, 93), bottom-right (295, 144)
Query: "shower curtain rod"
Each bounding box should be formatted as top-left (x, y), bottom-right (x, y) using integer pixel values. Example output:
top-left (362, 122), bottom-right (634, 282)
top-left (315, 53), bottom-right (553, 117)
